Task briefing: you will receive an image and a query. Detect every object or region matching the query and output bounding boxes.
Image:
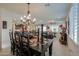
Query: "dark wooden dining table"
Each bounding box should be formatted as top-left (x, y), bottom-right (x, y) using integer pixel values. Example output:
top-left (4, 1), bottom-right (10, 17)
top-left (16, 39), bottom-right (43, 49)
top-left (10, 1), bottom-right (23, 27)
top-left (29, 39), bottom-right (53, 56)
top-left (14, 31), bottom-right (53, 56)
top-left (21, 34), bottom-right (53, 56)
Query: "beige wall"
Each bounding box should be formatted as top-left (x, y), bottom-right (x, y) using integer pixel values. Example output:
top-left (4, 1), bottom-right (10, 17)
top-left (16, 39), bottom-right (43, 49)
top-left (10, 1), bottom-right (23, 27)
top-left (0, 8), bottom-right (24, 49)
top-left (0, 16), bottom-right (2, 50)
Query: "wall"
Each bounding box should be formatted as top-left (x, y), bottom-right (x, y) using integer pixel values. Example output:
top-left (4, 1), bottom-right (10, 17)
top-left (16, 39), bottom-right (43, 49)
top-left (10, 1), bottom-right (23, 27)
top-left (0, 16), bottom-right (2, 50)
top-left (77, 4), bottom-right (79, 44)
top-left (0, 8), bottom-right (23, 49)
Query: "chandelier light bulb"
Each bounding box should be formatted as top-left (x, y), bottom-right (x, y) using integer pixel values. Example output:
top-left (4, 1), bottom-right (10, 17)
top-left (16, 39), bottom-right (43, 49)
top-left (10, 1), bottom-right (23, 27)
top-left (33, 18), bottom-right (36, 22)
top-left (28, 14), bottom-right (31, 16)
top-left (26, 16), bottom-right (29, 19)
top-left (22, 19), bottom-right (26, 22)
top-left (21, 17), bottom-right (23, 20)
top-left (27, 15), bottom-right (31, 19)
top-left (24, 15), bottom-right (26, 18)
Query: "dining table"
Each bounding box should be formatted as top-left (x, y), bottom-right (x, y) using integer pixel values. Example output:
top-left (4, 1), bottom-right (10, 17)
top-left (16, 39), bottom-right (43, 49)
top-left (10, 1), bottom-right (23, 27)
top-left (20, 33), bottom-right (53, 56)
top-left (14, 31), bottom-right (53, 56)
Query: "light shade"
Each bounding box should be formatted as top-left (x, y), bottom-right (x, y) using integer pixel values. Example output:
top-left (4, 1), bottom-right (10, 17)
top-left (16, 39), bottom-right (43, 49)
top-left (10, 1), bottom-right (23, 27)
top-left (33, 18), bottom-right (36, 22)
top-left (26, 14), bottom-right (31, 19)
top-left (21, 17), bottom-right (23, 20)
top-left (22, 19), bottom-right (26, 22)
top-left (24, 15), bottom-right (26, 18)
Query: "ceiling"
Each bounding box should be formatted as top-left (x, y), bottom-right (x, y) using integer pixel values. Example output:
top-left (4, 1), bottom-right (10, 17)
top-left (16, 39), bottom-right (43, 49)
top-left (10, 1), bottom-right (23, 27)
top-left (0, 3), bottom-right (72, 24)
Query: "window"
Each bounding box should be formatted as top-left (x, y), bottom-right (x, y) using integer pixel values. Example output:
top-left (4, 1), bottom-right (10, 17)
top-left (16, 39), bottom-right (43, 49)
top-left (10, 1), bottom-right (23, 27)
top-left (69, 3), bottom-right (78, 44)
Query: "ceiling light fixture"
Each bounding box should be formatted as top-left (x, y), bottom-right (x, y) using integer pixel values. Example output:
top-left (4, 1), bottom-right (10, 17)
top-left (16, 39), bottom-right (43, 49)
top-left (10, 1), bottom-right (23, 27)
top-left (21, 3), bottom-right (36, 24)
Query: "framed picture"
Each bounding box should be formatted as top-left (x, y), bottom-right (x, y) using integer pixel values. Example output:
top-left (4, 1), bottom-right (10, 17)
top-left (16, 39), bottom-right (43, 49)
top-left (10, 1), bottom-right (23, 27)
top-left (3, 21), bottom-right (7, 29)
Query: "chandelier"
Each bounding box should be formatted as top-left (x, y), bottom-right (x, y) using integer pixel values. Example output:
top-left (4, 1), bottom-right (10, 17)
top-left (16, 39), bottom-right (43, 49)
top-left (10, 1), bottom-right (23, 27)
top-left (21, 3), bottom-right (36, 24)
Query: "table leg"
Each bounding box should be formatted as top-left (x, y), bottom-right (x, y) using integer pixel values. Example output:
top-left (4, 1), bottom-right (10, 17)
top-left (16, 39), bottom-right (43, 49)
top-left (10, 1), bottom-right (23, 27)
top-left (41, 45), bottom-right (45, 56)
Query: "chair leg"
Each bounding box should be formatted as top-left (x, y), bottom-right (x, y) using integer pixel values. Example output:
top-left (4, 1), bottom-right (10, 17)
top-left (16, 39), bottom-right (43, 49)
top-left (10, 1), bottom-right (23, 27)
top-left (49, 43), bottom-right (52, 56)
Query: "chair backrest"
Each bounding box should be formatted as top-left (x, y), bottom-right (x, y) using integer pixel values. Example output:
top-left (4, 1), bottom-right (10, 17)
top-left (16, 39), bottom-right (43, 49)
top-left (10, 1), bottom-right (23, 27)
top-left (9, 32), bottom-right (14, 44)
top-left (14, 32), bottom-right (21, 45)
